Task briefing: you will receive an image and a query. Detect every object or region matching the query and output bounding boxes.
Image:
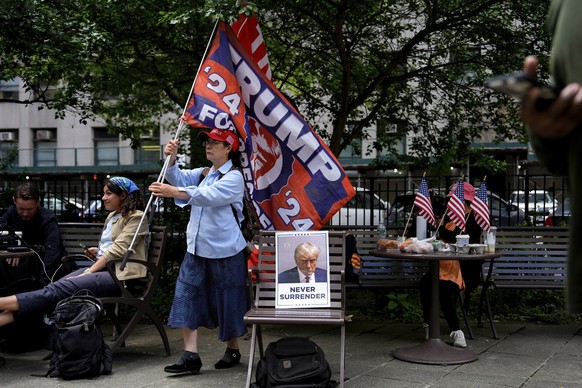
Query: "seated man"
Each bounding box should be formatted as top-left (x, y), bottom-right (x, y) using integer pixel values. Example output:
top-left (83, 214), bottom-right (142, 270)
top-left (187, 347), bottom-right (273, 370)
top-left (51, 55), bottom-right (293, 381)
top-left (0, 182), bottom-right (69, 287)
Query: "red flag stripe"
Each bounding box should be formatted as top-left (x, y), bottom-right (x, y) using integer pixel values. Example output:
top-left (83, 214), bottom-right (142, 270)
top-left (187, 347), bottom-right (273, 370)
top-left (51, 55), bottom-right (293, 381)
top-left (231, 15), bottom-right (272, 80)
top-left (413, 177), bottom-right (436, 226)
top-left (472, 197), bottom-right (490, 231)
top-left (471, 182), bottom-right (490, 232)
top-left (447, 196), bottom-right (466, 232)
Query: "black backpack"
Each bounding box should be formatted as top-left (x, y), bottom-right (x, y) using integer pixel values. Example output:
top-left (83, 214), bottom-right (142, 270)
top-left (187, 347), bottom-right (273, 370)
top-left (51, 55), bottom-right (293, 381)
top-left (253, 337), bottom-right (333, 387)
top-left (46, 290), bottom-right (112, 380)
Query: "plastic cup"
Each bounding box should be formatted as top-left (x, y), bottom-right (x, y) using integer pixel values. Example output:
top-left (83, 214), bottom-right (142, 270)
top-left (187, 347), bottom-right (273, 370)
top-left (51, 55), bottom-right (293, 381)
top-left (484, 227), bottom-right (497, 253)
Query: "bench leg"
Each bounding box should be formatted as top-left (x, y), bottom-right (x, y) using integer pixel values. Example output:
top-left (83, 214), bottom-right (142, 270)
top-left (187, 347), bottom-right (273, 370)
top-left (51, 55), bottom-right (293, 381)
top-left (339, 325), bottom-right (345, 388)
top-left (245, 324), bottom-right (258, 388)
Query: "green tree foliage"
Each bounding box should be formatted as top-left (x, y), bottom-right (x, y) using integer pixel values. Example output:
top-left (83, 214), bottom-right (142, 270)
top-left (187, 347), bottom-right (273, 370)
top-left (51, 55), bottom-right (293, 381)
top-left (0, 0), bottom-right (551, 172)
top-left (253, 0), bottom-right (551, 165)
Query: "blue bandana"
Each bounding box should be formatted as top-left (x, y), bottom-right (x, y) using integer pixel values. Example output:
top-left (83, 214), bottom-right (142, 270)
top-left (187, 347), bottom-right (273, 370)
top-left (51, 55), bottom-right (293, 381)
top-left (108, 177), bottom-right (140, 194)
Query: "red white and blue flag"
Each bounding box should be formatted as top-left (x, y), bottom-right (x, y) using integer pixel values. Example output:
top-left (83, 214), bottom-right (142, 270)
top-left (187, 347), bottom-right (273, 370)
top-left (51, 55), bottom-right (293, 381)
top-left (231, 14), bottom-right (272, 80)
top-left (182, 21), bottom-right (355, 230)
top-left (447, 179), bottom-right (466, 232)
top-left (471, 181), bottom-right (490, 232)
top-left (413, 177), bottom-right (435, 227)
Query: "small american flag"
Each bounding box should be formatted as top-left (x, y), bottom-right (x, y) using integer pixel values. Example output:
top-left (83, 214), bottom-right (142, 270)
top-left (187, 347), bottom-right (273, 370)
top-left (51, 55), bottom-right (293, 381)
top-left (413, 177), bottom-right (436, 226)
top-left (471, 181), bottom-right (491, 232)
top-left (447, 179), bottom-right (466, 232)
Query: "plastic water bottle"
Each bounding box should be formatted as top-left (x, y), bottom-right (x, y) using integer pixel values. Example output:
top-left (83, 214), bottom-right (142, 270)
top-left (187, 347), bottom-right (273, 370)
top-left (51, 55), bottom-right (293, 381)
top-left (377, 216), bottom-right (386, 238)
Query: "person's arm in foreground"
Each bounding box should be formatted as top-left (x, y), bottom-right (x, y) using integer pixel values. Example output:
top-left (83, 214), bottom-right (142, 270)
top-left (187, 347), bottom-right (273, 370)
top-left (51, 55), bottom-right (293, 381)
top-left (520, 55), bottom-right (582, 139)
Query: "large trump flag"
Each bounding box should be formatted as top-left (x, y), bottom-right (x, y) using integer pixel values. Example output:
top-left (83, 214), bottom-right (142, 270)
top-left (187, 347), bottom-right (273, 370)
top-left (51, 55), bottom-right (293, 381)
top-left (183, 21), bottom-right (355, 230)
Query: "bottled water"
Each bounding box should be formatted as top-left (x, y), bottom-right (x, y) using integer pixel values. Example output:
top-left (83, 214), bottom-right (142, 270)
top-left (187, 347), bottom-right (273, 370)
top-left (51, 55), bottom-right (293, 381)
top-left (377, 217), bottom-right (386, 238)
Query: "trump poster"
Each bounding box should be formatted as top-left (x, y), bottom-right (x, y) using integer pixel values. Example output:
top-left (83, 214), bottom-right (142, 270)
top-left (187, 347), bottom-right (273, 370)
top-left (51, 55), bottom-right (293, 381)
top-left (275, 231), bottom-right (330, 308)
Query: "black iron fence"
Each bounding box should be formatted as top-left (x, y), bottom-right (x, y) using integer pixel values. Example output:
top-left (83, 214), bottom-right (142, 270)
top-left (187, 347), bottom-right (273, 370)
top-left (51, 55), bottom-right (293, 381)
top-left (324, 173), bottom-right (569, 228)
top-left (0, 172), bottom-right (570, 263)
top-left (0, 173), bottom-right (569, 226)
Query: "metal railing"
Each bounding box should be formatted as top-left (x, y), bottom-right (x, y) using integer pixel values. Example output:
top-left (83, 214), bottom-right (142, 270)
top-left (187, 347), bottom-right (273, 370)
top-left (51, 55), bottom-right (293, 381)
top-left (0, 173), bottom-right (568, 228)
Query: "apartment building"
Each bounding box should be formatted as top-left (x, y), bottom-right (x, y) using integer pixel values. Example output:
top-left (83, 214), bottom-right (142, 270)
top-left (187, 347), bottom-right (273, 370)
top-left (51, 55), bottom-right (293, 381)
top-left (0, 77), bottom-right (167, 179)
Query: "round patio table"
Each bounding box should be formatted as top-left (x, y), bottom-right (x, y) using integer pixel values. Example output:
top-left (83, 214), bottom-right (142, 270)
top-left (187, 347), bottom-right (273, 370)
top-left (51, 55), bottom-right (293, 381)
top-left (369, 249), bottom-right (500, 365)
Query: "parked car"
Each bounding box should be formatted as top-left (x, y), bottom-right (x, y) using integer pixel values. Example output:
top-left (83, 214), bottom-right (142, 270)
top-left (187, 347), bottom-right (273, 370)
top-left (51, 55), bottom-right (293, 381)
top-left (82, 198), bottom-right (106, 222)
top-left (510, 190), bottom-right (558, 225)
top-left (387, 191), bottom-right (525, 228)
top-left (42, 193), bottom-right (83, 221)
top-left (329, 187), bottom-right (388, 227)
top-left (544, 197), bottom-right (571, 226)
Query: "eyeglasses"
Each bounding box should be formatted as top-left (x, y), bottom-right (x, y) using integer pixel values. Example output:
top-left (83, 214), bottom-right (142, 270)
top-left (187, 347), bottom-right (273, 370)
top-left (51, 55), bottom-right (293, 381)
top-left (203, 140), bottom-right (228, 147)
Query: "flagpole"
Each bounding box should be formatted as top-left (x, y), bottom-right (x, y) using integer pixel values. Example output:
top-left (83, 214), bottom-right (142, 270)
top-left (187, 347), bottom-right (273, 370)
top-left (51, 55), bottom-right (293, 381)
top-left (402, 172), bottom-right (427, 239)
top-left (402, 208), bottom-right (414, 239)
top-left (120, 19), bottom-right (221, 271)
top-left (436, 209), bottom-right (447, 231)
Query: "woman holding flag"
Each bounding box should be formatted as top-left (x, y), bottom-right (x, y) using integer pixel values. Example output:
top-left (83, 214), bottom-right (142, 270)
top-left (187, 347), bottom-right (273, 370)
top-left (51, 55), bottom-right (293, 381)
top-left (418, 180), bottom-right (483, 348)
top-left (150, 127), bottom-right (248, 375)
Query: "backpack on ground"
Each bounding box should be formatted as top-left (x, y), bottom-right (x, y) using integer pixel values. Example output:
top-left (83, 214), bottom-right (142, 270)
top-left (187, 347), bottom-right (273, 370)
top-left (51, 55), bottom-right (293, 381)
top-left (252, 337), bottom-right (333, 387)
top-left (46, 290), bottom-right (112, 380)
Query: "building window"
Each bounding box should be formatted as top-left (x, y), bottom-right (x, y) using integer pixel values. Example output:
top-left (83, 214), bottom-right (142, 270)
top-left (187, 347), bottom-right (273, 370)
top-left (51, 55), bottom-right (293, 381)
top-left (34, 129), bottom-right (57, 167)
top-left (0, 78), bottom-right (19, 100)
top-left (31, 81), bottom-right (57, 101)
top-left (377, 120), bottom-right (405, 156)
top-left (94, 127), bottom-right (119, 166)
top-left (135, 129), bottom-right (161, 165)
top-left (339, 142), bottom-right (360, 159)
top-left (0, 140), bottom-right (18, 168)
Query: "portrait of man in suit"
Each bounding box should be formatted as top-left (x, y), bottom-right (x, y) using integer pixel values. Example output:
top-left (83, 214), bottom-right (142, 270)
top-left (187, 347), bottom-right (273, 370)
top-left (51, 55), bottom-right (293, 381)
top-left (278, 242), bottom-right (328, 284)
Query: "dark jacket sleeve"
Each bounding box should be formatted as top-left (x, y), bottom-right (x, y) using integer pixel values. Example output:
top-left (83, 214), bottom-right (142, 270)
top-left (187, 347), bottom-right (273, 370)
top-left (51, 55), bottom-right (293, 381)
top-left (37, 208), bottom-right (67, 279)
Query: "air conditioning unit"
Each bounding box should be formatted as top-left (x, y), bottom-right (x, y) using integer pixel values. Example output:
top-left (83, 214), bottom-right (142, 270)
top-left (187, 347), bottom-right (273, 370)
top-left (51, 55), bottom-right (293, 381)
top-left (386, 124), bottom-right (398, 134)
top-left (36, 130), bottom-right (54, 140)
top-left (140, 130), bottom-right (154, 139)
top-left (0, 132), bottom-right (15, 141)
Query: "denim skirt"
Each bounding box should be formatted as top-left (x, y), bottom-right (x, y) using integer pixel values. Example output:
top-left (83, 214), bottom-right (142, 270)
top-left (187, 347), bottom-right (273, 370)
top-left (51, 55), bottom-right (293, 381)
top-left (168, 250), bottom-right (248, 342)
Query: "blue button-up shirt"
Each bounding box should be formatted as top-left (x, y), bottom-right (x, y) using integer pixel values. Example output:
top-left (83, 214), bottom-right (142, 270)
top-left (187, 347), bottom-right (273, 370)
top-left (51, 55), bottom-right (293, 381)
top-left (165, 160), bottom-right (247, 259)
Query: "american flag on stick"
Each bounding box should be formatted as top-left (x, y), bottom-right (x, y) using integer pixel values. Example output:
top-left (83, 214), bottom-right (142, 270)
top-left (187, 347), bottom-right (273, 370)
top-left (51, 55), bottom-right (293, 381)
top-left (471, 180), bottom-right (491, 232)
top-left (447, 179), bottom-right (466, 232)
top-left (413, 177), bottom-right (436, 227)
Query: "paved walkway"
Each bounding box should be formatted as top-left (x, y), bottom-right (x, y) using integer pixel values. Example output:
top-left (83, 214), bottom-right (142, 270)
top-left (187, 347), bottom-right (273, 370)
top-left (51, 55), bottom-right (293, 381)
top-left (1, 320), bottom-right (581, 387)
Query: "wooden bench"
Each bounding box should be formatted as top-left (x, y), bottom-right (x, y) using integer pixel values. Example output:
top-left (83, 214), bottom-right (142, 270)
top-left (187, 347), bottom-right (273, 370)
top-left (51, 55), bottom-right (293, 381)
top-left (59, 222), bottom-right (104, 257)
top-left (59, 222), bottom-right (171, 355)
top-left (485, 227), bottom-right (568, 289)
top-left (340, 226), bottom-right (569, 291)
top-left (347, 228), bottom-right (428, 289)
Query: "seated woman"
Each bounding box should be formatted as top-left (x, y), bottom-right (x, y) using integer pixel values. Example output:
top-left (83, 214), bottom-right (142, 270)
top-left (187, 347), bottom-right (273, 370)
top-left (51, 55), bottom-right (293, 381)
top-left (0, 176), bottom-right (148, 328)
top-left (419, 181), bottom-right (482, 348)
